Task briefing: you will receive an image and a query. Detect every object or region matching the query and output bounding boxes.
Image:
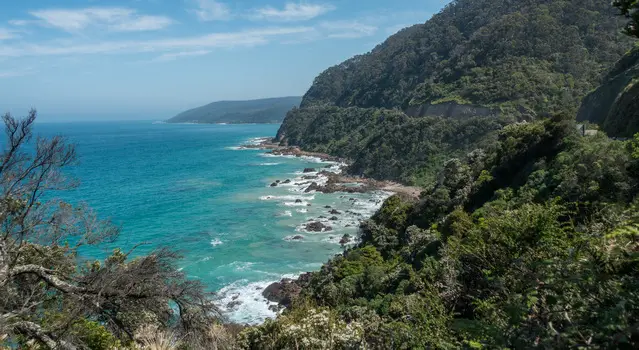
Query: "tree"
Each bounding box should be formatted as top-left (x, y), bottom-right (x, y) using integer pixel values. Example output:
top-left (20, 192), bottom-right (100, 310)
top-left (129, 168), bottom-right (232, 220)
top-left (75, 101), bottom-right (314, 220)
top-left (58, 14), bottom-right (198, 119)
top-left (614, 0), bottom-right (639, 37)
top-left (0, 111), bottom-right (218, 349)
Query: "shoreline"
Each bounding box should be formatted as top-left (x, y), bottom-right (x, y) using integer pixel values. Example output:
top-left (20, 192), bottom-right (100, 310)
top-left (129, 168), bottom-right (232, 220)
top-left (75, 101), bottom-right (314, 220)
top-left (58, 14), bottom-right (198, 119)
top-left (238, 137), bottom-right (423, 315)
top-left (242, 138), bottom-right (422, 200)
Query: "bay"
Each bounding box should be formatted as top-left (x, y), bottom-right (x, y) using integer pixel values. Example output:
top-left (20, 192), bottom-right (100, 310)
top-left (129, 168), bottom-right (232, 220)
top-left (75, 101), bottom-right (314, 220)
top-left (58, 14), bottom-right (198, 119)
top-left (33, 121), bottom-right (387, 324)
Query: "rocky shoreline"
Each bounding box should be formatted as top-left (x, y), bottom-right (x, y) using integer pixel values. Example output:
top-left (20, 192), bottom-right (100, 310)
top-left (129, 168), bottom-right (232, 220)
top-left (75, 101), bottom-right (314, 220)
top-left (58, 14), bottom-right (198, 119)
top-left (237, 137), bottom-right (423, 314)
top-left (247, 138), bottom-right (422, 199)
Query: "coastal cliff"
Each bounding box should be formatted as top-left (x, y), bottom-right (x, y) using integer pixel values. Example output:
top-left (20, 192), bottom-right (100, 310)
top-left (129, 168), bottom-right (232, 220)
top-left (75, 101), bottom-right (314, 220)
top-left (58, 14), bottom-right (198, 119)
top-left (577, 44), bottom-right (639, 137)
top-left (275, 0), bottom-right (633, 186)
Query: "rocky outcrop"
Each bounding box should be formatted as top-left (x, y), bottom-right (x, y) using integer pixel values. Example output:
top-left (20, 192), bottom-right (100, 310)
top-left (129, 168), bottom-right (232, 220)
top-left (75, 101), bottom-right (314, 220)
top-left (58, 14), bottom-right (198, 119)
top-left (304, 172), bottom-right (374, 194)
top-left (262, 273), bottom-right (312, 308)
top-left (262, 279), bottom-right (302, 308)
top-left (304, 221), bottom-right (332, 232)
top-left (577, 45), bottom-right (639, 137)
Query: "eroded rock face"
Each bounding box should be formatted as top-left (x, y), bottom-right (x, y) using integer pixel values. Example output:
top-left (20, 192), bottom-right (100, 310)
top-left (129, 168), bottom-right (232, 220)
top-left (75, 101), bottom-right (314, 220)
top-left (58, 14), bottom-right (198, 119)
top-left (577, 46), bottom-right (639, 137)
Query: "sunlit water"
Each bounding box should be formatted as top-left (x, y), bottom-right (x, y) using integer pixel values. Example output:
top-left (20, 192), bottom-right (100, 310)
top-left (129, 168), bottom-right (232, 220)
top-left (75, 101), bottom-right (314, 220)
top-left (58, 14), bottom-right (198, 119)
top-left (34, 121), bottom-right (388, 324)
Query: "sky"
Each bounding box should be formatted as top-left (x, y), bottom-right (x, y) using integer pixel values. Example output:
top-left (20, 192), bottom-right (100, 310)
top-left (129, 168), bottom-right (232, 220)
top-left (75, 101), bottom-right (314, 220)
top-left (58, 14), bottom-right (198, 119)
top-left (0, 0), bottom-right (449, 121)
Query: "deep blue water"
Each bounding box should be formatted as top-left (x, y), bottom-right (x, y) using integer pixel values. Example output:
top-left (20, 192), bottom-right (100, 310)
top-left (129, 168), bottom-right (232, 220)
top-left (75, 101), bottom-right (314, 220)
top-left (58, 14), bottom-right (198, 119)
top-left (33, 121), bottom-right (387, 324)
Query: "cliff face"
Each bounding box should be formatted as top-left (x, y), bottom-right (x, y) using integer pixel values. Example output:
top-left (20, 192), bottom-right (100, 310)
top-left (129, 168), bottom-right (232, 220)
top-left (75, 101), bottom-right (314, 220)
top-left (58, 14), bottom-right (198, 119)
top-left (577, 45), bottom-right (639, 137)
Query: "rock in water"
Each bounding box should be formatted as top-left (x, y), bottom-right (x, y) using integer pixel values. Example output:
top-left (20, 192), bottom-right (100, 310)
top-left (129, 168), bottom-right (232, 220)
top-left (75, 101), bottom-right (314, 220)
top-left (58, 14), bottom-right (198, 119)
top-left (304, 221), bottom-right (332, 232)
top-left (303, 168), bottom-right (316, 173)
top-left (262, 279), bottom-right (302, 308)
top-left (340, 234), bottom-right (353, 245)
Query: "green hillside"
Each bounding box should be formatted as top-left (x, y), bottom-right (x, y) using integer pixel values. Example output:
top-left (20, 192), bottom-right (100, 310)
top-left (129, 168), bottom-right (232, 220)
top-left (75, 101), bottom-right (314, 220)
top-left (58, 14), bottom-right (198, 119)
top-left (276, 0), bottom-right (633, 185)
top-left (237, 1), bottom-right (639, 348)
top-left (167, 96), bottom-right (301, 124)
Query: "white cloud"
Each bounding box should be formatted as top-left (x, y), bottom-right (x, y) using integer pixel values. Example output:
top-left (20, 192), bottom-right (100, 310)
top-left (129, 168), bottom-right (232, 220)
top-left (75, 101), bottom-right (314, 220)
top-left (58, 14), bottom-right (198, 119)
top-left (111, 15), bottom-right (174, 31)
top-left (24, 7), bottom-right (173, 32)
top-left (8, 20), bottom-right (35, 26)
top-left (153, 50), bottom-right (211, 62)
top-left (0, 27), bottom-right (313, 58)
top-left (320, 21), bottom-right (377, 38)
top-left (251, 3), bottom-right (335, 22)
top-left (191, 0), bottom-right (232, 21)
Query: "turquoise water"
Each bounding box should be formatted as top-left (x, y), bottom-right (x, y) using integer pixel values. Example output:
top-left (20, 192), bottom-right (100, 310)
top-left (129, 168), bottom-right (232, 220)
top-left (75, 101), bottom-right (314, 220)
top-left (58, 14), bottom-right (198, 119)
top-left (34, 121), bottom-right (388, 324)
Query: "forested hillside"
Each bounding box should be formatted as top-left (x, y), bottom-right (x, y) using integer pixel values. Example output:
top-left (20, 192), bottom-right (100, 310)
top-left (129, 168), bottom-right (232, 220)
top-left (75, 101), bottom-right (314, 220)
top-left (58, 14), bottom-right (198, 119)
top-left (276, 0), bottom-right (633, 185)
top-left (167, 96), bottom-right (301, 124)
top-left (247, 116), bottom-right (639, 348)
top-left (235, 1), bottom-right (639, 348)
top-left (301, 0), bottom-right (630, 114)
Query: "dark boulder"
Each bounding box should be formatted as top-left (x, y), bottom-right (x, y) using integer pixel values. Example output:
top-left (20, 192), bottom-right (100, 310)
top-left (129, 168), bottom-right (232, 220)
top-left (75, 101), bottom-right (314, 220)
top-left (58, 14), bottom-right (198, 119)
top-left (303, 168), bottom-right (316, 173)
top-left (304, 221), bottom-right (332, 232)
top-left (262, 279), bottom-right (302, 308)
top-left (340, 234), bottom-right (353, 245)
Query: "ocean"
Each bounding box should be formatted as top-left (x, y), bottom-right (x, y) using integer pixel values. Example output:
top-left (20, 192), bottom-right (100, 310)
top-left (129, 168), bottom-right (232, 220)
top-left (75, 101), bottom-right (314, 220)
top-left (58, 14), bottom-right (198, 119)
top-left (34, 121), bottom-right (388, 324)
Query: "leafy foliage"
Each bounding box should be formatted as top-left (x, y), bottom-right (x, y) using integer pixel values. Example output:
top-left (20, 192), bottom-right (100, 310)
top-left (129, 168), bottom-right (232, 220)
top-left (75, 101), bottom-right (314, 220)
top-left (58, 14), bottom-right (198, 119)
top-left (277, 106), bottom-right (507, 185)
top-left (277, 0), bottom-right (634, 184)
top-left (256, 116), bottom-right (639, 349)
top-left (614, 0), bottom-right (639, 37)
top-left (301, 0), bottom-right (631, 115)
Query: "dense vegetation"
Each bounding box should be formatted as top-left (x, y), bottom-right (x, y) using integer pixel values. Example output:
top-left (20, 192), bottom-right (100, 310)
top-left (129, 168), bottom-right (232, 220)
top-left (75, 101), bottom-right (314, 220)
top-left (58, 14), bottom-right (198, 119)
top-left (578, 1), bottom-right (639, 137)
top-left (276, 0), bottom-right (634, 185)
top-left (240, 1), bottom-right (639, 348)
top-left (300, 0), bottom-right (631, 114)
top-left (277, 107), bottom-right (509, 185)
top-left (167, 97), bottom-right (301, 124)
top-left (247, 116), bottom-right (639, 349)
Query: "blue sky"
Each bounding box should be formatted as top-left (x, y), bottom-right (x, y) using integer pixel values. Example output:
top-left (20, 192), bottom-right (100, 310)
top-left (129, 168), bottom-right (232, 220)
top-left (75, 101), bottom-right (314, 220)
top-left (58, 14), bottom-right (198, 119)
top-left (0, 0), bottom-right (449, 120)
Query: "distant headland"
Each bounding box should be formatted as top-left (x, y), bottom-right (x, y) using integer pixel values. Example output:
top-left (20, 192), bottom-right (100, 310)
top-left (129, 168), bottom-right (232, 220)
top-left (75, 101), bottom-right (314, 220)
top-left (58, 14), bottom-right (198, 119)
top-left (166, 96), bottom-right (301, 124)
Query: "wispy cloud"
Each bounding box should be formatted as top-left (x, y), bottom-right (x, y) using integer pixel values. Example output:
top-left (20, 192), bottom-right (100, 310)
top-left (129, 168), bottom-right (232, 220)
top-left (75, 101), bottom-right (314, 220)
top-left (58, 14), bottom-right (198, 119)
top-left (191, 0), bottom-right (232, 21)
top-left (320, 21), bottom-right (377, 38)
top-left (0, 28), bottom-right (18, 40)
top-left (153, 50), bottom-right (211, 62)
top-left (0, 68), bottom-right (35, 78)
top-left (0, 27), bottom-right (313, 58)
top-left (251, 3), bottom-right (335, 22)
top-left (19, 7), bottom-right (173, 32)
